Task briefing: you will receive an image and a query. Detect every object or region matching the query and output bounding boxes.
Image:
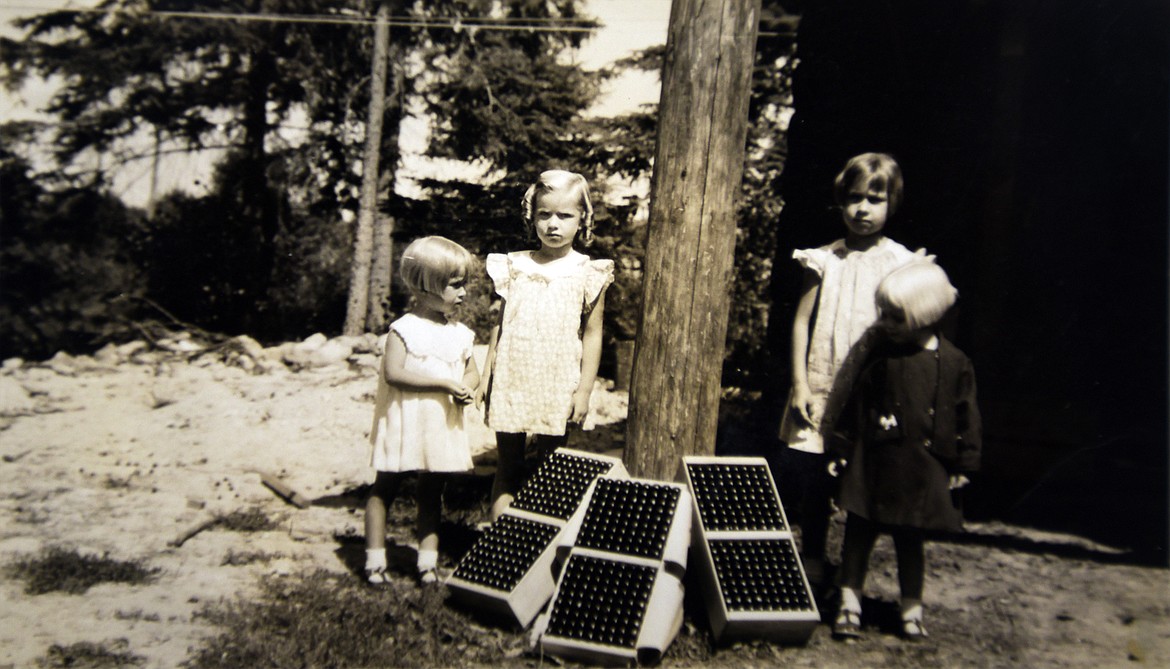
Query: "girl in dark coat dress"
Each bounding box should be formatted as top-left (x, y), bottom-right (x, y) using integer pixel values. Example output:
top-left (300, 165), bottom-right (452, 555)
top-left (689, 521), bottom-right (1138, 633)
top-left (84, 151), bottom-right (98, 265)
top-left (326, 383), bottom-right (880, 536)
top-left (828, 262), bottom-right (982, 641)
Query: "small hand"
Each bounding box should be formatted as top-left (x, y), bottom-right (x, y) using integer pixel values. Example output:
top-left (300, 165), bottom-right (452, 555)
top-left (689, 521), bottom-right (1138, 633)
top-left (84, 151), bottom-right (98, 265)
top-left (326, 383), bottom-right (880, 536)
top-left (948, 474), bottom-right (970, 490)
top-left (827, 458), bottom-right (847, 477)
top-left (568, 389), bottom-right (591, 425)
top-left (790, 385), bottom-right (814, 425)
top-left (448, 381), bottom-right (473, 405)
top-left (473, 381), bottom-right (489, 411)
top-left (914, 247), bottom-right (938, 263)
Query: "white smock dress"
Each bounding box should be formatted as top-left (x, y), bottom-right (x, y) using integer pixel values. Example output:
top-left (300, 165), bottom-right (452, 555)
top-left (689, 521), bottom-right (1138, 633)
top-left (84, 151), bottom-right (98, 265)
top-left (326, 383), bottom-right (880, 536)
top-left (369, 313), bottom-right (475, 473)
top-left (779, 236), bottom-right (919, 454)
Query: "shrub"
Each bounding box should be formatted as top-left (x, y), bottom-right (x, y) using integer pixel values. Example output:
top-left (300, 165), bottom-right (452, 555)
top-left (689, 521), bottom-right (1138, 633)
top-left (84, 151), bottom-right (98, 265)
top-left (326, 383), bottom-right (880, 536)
top-left (9, 547), bottom-right (159, 595)
top-left (37, 639), bottom-right (145, 668)
top-left (0, 166), bottom-right (148, 358)
top-left (213, 507), bottom-right (283, 533)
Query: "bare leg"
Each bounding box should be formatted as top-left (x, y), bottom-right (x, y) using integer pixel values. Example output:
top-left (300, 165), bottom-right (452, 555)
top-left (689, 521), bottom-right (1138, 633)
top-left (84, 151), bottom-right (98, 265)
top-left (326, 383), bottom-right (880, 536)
top-left (365, 471), bottom-right (403, 551)
top-left (364, 471), bottom-right (402, 582)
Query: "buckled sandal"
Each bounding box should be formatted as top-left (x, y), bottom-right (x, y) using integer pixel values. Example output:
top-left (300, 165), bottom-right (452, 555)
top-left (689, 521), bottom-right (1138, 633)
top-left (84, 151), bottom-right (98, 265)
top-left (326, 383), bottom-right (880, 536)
top-left (901, 617), bottom-right (928, 641)
top-left (832, 608), bottom-right (862, 640)
top-left (365, 566), bottom-right (392, 587)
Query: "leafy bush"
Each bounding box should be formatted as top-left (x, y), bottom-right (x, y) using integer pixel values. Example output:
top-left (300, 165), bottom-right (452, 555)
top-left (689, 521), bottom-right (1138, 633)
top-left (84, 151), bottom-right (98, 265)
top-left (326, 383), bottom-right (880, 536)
top-left (0, 149), bottom-right (148, 358)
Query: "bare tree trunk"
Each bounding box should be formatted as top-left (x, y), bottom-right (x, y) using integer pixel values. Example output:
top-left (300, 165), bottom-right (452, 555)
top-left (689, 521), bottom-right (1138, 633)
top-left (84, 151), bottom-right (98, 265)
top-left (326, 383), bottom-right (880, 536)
top-left (148, 126), bottom-right (161, 218)
top-left (343, 0), bottom-right (391, 335)
top-left (366, 29), bottom-right (405, 334)
top-left (624, 0), bottom-right (761, 480)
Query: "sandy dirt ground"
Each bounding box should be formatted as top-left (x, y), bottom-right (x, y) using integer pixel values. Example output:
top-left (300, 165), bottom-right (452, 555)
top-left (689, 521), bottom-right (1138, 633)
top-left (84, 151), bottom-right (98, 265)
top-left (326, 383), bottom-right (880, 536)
top-left (0, 335), bottom-right (1167, 668)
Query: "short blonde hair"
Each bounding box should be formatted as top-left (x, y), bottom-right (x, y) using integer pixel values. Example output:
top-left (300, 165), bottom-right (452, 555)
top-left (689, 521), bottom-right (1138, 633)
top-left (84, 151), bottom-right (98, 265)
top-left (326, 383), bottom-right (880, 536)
top-left (876, 261), bottom-right (957, 330)
top-left (521, 169), bottom-right (595, 246)
top-left (399, 236), bottom-right (473, 296)
top-left (834, 152), bottom-right (905, 216)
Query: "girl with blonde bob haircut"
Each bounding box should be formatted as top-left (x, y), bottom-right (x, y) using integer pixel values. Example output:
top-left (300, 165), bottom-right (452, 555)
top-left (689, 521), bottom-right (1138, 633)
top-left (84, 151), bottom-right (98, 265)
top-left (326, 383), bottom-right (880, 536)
top-left (875, 261), bottom-right (958, 331)
top-left (829, 260), bottom-right (981, 642)
top-left (364, 235), bottom-right (479, 586)
top-left (399, 236), bottom-right (476, 297)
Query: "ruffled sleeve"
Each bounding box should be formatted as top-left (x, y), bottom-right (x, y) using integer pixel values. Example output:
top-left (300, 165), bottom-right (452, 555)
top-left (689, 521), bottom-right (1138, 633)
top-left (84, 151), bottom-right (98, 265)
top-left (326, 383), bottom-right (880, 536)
top-left (485, 253), bottom-right (510, 300)
top-left (793, 246), bottom-right (831, 277)
top-left (583, 259), bottom-right (615, 309)
top-left (455, 323), bottom-right (475, 363)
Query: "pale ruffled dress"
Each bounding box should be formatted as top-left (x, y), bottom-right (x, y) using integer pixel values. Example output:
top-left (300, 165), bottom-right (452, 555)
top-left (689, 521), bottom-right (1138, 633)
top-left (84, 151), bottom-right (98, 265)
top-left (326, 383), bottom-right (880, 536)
top-left (369, 313), bottom-right (475, 473)
top-left (780, 236), bottom-right (920, 453)
top-left (485, 251), bottom-right (614, 436)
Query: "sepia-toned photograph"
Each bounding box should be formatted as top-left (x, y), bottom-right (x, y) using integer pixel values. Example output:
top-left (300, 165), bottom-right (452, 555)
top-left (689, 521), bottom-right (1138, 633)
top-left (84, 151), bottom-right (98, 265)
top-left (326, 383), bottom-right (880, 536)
top-left (1, 1), bottom-right (1166, 667)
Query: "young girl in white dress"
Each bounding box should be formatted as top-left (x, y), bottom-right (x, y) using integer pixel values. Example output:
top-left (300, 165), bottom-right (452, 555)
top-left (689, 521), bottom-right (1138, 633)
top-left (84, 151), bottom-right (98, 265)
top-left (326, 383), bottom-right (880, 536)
top-left (779, 153), bottom-right (926, 583)
top-left (365, 236), bottom-right (479, 585)
top-left (474, 170), bottom-right (614, 520)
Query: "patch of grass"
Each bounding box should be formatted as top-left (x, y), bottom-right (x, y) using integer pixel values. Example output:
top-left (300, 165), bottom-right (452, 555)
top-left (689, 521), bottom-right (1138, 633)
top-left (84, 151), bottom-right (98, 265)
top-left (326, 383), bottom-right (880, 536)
top-left (221, 549), bottom-right (282, 566)
top-left (9, 547), bottom-right (160, 595)
top-left (186, 570), bottom-right (527, 669)
top-left (103, 473), bottom-right (136, 489)
top-left (114, 609), bottom-right (161, 622)
top-left (36, 638), bottom-right (145, 668)
top-left (213, 507), bottom-right (283, 532)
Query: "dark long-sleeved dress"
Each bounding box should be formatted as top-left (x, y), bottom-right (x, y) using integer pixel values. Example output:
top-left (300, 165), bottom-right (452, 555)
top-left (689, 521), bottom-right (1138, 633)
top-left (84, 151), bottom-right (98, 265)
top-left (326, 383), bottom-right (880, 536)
top-left (829, 336), bottom-right (982, 532)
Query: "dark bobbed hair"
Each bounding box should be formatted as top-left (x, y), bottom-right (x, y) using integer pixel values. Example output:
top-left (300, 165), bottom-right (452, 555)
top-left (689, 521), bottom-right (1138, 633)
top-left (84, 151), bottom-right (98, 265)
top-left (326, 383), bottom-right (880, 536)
top-left (833, 152), bottom-right (905, 216)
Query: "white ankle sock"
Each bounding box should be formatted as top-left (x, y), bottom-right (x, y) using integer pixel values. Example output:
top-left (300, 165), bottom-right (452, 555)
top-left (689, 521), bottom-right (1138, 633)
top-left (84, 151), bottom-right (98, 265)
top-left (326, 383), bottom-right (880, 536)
top-left (901, 601), bottom-right (923, 622)
top-left (365, 548), bottom-right (387, 571)
top-left (840, 587), bottom-right (861, 613)
top-left (417, 548), bottom-right (438, 572)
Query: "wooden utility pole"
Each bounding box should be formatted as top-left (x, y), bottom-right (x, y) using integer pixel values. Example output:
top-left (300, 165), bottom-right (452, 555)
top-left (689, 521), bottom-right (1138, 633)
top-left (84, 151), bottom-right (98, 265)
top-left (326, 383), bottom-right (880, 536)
top-left (625, 0), bottom-right (762, 480)
top-left (343, 0), bottom-right (391, 335)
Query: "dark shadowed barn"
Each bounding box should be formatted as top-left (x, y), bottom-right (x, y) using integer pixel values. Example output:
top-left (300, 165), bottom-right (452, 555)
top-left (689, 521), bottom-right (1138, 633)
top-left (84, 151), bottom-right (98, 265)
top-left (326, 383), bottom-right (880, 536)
top-left (765, 0), bottom-right (1169, 562)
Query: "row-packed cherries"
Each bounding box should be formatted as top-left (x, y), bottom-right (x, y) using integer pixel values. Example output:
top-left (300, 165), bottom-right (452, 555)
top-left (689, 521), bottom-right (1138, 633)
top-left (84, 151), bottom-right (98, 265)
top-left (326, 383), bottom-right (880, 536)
top-left (709, 538), bottom-right (813, 611)
top-left (452, 515), bottom-right (560, 591)
top-left (546, 554), bottom-right (656, 648)
top-left (687, 463), bottom-right (787, 531)
top-left (577, 479), bottom-right (679, 559)
top-left (512, 452), bottom-right (615, 520)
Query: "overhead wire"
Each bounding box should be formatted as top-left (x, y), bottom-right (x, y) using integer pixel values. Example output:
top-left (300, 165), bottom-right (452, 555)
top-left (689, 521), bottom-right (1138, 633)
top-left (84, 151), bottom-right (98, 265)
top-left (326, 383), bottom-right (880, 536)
top-left (0, 5), bottom-right (795, 37)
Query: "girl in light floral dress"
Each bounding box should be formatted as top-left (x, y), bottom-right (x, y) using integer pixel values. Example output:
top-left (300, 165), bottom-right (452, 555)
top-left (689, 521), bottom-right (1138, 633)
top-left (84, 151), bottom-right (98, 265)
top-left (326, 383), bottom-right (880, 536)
top-left (365, 236), bottom-right (479, 585)
top-left (474, 170), bottom-right (614, 520)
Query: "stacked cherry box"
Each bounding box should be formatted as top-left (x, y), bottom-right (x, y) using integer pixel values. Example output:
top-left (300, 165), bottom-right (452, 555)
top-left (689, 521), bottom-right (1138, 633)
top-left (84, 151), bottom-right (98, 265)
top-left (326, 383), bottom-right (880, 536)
top-left (680, 456), bottom-right (820, 644)
top-left (538, 476), bottom-right (692, 666)
top-left (446, 448), bottom-right (627, 628)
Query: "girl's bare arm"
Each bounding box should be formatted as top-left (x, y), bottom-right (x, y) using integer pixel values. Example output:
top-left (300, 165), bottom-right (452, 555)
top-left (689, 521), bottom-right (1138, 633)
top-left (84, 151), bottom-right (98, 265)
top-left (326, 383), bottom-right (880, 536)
top-left (570, 288), bottom-right (607, 424)
top-left (789, 271), bottom-right (819, 423)
top-left (383, 332), bottom-right (469, 400)
top-left (474, 299), bottom-right (503, 410)
top-left (463, 355), bottom-right (480, 394)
